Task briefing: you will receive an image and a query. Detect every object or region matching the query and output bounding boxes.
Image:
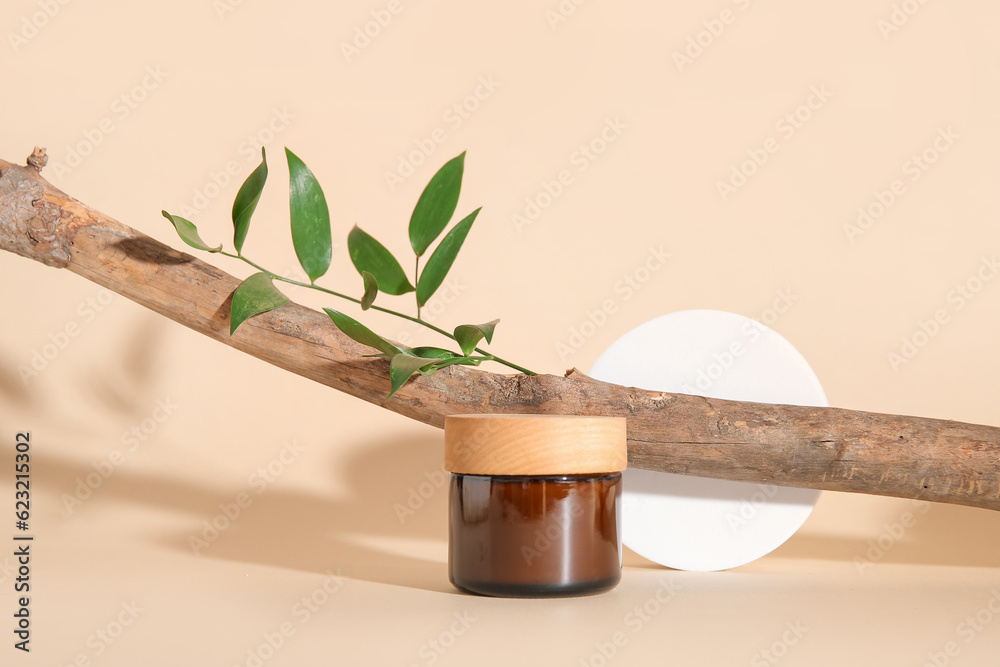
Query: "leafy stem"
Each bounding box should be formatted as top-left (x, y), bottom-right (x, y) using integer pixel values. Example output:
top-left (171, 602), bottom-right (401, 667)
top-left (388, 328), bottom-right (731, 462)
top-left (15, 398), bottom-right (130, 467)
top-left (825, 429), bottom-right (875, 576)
top-left (414, 254), bottom-right (421, 320)
top-left (164, 147), bottom-right (535, 398)
top-left (217, 251), bottom-right (534, 376)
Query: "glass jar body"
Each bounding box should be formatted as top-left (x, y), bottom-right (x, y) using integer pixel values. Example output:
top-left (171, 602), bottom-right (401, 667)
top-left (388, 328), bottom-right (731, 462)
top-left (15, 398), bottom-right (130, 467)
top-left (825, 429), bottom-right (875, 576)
top-left (448, 472), bottom-right (622, 597)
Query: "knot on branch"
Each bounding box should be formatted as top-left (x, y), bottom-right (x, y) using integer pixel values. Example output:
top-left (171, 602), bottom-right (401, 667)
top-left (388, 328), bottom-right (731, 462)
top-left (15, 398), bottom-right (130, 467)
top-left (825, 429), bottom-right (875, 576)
top-left (26, 147), bottom-right (48, 173)
top-left (0, 160), bottom-right (72, 268)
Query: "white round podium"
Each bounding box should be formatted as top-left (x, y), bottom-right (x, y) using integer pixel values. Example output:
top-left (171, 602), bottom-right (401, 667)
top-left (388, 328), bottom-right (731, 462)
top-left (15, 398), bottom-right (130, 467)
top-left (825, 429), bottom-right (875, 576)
top-left (589, 310), bottom-right (827, 571)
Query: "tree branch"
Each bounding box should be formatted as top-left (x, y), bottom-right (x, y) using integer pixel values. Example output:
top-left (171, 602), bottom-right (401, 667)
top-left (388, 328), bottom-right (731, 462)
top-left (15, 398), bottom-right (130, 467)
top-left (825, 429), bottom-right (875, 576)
top-left (2, 155), bottom-right (998, 511)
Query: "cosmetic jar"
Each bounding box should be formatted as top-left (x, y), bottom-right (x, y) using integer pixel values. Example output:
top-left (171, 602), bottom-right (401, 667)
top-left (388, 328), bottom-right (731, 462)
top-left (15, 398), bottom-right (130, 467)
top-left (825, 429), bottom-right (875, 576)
top-left (444, 414), bottom-right (627, 597)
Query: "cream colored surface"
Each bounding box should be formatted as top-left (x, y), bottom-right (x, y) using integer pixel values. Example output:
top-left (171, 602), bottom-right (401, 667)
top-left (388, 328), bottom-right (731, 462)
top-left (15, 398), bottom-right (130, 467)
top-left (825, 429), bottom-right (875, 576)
top-left (444, 414), bottom-right (626, 474)
top-left (2, 0), bottom-right (1000, 664)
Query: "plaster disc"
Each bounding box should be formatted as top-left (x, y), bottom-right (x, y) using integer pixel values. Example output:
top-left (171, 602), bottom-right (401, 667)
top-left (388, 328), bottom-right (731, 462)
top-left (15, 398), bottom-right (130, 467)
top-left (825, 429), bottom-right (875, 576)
top-left (589, 309), bottom-right (827, 571)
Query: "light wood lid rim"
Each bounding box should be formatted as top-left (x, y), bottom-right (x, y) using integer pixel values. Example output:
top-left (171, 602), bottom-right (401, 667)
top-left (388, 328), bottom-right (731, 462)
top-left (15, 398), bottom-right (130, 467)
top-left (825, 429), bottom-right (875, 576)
top-left (444, 414), bottom-right (627, 475)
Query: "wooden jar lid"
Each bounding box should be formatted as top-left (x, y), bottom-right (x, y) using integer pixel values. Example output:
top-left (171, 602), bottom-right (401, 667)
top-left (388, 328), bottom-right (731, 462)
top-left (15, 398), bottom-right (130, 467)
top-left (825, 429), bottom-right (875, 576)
top-left (444, 414), bottom-right (627, 475)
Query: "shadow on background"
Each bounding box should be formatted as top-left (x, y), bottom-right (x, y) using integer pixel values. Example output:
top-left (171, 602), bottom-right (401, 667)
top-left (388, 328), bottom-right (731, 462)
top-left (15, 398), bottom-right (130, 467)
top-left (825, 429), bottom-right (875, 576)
top-left (36, 434), bottom-right (459, 594)
top-left (769, 499), bottom-right (1000, 569)
top-left (34, 435), bottom-right (1000, 592)
top-left (621, 501), bottom-right (1000, 571)
top-left (3, 311), bottom-right (168, 432)
top-left (78, 315), bottom-right (165, 416)
top-left (0, 347), bottom-right (32, 407)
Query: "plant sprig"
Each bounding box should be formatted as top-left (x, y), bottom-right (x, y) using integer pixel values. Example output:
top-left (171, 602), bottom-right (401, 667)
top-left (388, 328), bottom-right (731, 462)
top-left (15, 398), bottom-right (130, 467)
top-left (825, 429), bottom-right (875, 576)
top-left (162, 147), bottom-right (535, 397)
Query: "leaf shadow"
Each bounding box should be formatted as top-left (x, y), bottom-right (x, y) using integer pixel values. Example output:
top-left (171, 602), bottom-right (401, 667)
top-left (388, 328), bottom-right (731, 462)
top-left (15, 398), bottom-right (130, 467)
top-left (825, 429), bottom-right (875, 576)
top-left (0, 347), bottom-right (32, 407)
top-left (113, 236), bottom-right (194, 265)
top-left (77, 314), bottom-right (165, 416)
top-left (36, 433), bottom-right (459, 594)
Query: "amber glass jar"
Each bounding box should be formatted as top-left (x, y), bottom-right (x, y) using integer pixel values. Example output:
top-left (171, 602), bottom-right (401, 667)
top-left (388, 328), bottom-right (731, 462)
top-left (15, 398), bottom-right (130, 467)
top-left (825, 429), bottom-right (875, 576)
top-left (444, 414), bottom-right (627, 598)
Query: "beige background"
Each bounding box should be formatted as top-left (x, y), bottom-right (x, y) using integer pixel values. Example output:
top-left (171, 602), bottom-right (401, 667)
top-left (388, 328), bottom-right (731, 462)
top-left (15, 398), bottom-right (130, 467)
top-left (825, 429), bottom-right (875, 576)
top-left (2, 0), bottom-right (1000, 664)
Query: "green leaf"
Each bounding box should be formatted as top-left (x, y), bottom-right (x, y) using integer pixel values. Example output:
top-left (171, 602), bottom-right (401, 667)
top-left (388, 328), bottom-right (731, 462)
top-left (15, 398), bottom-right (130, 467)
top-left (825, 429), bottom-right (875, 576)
top-left (229, 272), bottom-right (289, 336)
top-left (426, 356), bottom-right (482, 371)
top-left (161, 210), bottom-right (222, 253)
top-left (232, 148), bottom-right (268, 254)
top-left (286, 148), bottom-right (332, 282)
top-left (348, 226), bottom-right (414, 295)
top-left (388, 353), bottom-right (437, 397)
top-left (361, 271), bottom-right (378, 310)
top-left (416, 207), bottom-right (480, 307)
top-left (454, 319), bottom-right (499, 356)
top-left (323, 308), bottom-right (401, 357)
top-left (409, 152), bottom-right (465, 256)
top-left (364, 347), bottom-right (459, 361)
top-left (405, 346), bottom-right (460, 359)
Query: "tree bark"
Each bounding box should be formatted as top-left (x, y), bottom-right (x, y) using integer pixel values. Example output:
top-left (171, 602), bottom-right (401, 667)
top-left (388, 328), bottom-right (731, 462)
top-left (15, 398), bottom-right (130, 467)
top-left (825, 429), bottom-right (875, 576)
top-left (2, 154), bottom-right (998, 511)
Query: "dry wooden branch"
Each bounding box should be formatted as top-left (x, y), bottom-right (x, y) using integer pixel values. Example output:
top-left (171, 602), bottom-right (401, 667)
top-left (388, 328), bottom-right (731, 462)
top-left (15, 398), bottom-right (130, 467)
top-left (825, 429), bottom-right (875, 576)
top-left (2, 154), bottom-right (998, 511)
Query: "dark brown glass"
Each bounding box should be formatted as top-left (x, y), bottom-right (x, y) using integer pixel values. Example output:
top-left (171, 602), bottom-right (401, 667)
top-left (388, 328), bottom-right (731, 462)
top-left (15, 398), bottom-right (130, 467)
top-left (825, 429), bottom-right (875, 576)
top-left (448, 473), bottom-right (622, 597)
